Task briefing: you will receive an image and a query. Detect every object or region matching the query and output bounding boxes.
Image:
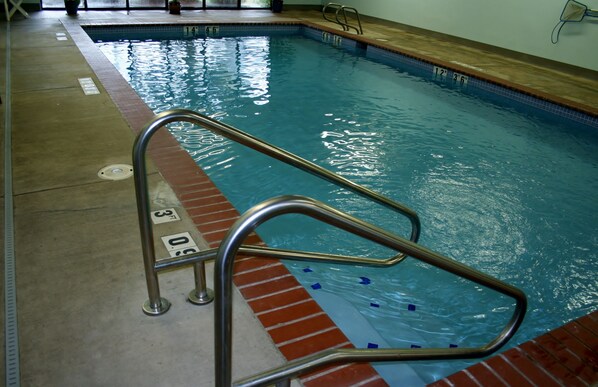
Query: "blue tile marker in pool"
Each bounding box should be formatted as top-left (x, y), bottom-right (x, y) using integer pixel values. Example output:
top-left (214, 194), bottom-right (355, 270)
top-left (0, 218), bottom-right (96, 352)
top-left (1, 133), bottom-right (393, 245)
top-left (311, 283), bottom-right (322, 290)
top-left (359, 276), bottom-right (371, 285)
top-left (408, 304), bottom-right (416, 311)
top-left (370, 302), bottom-right (380, 308)
top-left (367, 343), bottom-right (379, 348)
top-left (303, 267), bottom-right (313, 273)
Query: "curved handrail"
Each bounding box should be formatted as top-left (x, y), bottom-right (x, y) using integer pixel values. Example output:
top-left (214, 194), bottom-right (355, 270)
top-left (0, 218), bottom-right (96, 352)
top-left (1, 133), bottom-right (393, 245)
top-left (214, 195), bottom-right (527, 387)
top-left (323, 3), bottom-right (363, 34)
top-left (154, 244), bottom-right (407, 272)
top-left (322, 2), bottom-right (344, 26)
top-left (133, 109), bottom-right (420, 315)
top-left (336, 6), bottom-right (363, 35)
top-left (135, 109), bottom-right (420, 242)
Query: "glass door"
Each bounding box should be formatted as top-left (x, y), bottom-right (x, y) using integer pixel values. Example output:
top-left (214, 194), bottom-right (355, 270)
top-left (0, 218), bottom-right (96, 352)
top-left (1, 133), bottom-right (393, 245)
top-left (241, 0), bottom-right (269, 8)
top-left (205, 0), bottom-right (272, 8)
top-left (205, 0), bottom-right (237, 8)
top-left (83, 0), bottom-right (126, 8)
top-left (129, 0), bottom-right (165, 8)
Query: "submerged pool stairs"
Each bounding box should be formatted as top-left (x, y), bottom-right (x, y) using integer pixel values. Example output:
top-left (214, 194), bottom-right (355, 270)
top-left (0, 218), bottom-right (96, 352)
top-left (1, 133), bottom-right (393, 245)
top-left (311, 289), bottom-right (426, 386)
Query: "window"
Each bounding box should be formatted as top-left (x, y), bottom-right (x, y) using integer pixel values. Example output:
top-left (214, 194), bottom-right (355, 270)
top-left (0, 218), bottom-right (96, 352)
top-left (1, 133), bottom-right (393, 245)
top-left (42, 0), bottom-right (270, 11)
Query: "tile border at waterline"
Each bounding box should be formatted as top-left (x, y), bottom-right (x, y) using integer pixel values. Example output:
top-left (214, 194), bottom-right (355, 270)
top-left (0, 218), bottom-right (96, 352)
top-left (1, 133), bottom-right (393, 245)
top-left (83, 22), bottom-right (598, 130)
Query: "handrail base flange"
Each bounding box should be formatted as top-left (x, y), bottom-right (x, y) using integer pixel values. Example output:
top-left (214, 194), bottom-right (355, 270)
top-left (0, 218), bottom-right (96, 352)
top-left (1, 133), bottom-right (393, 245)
top-left (188, 288), bottom-right (215, 305)
top-left (142, 297), bottom-right (171, 316)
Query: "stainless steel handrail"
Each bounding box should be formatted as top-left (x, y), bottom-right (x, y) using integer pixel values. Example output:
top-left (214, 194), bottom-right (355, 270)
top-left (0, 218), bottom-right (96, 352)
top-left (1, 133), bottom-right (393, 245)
top-left (133, 113), bottom-right (216, 315)
top-left (322, 2), bottom-right (343, 26)
top-left (336, 6), bottom-right (363, 35)
top-left (215, 195), bottom-right (527, 387)
top-left (323, 2), bottom-right (363, 34)
top-left (133, 109), bottom-right (421, 315)
top-left (154, 244), bottom-right (406, 272)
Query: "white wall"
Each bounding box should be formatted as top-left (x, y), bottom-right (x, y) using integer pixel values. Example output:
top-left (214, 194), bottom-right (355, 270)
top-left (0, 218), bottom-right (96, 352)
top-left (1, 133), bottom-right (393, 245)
top-left (318, 0), bottom-right (598, 71)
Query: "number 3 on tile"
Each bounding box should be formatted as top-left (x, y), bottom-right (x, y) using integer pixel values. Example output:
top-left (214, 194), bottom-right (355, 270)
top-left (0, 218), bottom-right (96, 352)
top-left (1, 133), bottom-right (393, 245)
top-left (452, 73), bottom-right (469, 87)
top-left (151, 208), bottom-right (181, 224)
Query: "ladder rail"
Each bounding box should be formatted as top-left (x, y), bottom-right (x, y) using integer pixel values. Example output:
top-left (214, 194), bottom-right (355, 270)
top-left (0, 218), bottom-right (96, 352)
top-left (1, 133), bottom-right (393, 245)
top-left (336, 6), bottom-right (363, 35)
top-left (322, 2), bottom-right (343, 26)
top-left (214, 195), bottom-right (527, 387)
top-left (133, 109), bottom-right (421, 315)
top-left (323, 2), bottom-right (363, 34)
top-left (154, 243), bottom-right (407, 272)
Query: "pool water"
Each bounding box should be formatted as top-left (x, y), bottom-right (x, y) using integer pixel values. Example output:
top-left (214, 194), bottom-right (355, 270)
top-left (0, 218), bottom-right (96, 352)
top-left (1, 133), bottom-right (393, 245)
top-left (96, 32), bottom-right (598, 383)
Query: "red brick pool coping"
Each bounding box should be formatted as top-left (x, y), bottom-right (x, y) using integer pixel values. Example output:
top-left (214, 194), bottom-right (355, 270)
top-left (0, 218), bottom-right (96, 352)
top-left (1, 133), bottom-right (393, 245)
top-left (431, 311), bottom-right (598, 386)
top-left (64, 19), bottom-right (597, 386)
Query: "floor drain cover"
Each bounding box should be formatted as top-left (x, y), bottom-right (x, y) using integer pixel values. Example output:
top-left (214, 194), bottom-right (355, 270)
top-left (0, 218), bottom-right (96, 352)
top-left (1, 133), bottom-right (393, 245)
top-left (98, 164), bottom-right (134, 181)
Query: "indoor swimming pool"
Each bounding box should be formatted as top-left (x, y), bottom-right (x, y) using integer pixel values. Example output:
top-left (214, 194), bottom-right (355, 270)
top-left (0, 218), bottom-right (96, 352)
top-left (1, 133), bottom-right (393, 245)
top-left (91, 25), bottom-right (598, 384)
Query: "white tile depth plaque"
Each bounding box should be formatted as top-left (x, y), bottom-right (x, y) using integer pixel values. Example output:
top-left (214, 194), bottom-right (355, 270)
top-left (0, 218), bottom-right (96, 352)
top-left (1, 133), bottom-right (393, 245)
top-left (151, 208), bottom-right (181, 224)
top-left (161, 232), bottom-right (200, 258)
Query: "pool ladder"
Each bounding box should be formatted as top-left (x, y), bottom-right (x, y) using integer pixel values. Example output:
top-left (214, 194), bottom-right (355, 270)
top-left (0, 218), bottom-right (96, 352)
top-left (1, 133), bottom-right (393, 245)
top-left (323, 3), bottom-right (363, 35)
top-left (132, 109), bottom-right (527, 387)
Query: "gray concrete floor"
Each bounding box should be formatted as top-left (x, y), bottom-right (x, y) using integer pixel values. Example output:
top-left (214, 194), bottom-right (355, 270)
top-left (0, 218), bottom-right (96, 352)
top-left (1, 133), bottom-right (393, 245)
top-left (1, 7), bottom-right (596, 387)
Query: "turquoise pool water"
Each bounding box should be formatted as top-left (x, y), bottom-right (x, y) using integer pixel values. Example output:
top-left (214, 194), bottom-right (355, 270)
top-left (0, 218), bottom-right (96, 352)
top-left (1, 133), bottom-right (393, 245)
top-left (95, 28), bottom-right (597, 384)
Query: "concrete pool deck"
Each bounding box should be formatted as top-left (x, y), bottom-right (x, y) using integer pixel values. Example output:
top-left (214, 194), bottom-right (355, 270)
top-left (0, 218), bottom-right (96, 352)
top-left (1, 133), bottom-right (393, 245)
top-left (0, 7), bottom-right (596, 387)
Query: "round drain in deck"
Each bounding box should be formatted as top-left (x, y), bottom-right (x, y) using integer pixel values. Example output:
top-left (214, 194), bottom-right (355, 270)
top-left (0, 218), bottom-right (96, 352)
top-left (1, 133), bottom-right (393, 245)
top-left (98, 164), bottom-right (134, 180)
